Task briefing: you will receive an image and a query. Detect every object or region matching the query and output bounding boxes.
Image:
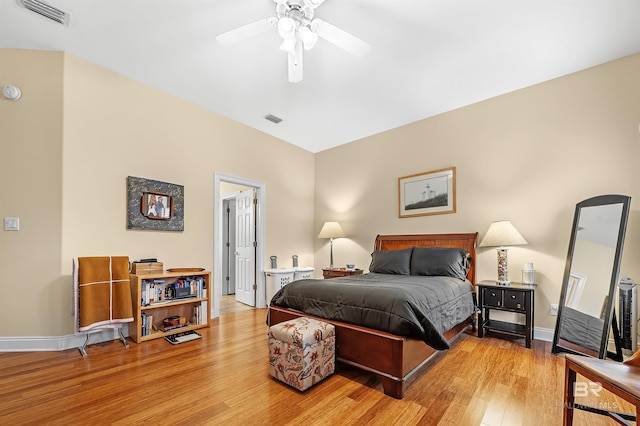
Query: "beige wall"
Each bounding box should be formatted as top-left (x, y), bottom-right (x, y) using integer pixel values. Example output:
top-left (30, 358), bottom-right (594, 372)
top-left (315, 53), bottom-right (640, 330)
top-left (2, 48), bottom-right (639, 339)
top-left (0, 50), bottom-right (64, 336)
top-left (1, 49), bottom-right (315, 337)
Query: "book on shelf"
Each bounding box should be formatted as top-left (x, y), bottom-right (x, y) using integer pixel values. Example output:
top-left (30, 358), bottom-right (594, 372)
top-left (175, 277), bottom-right (206, 299)
top-left (141, 276), bottom-right (207, 307)
top-left (140, 313), bottom-right (154, 336)
top-left (193, 300), bottom-right (208, 325)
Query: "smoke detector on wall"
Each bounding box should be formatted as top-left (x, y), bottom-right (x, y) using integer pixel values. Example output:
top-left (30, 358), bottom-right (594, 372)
top-left (2, 85), bottom-right (22, 101)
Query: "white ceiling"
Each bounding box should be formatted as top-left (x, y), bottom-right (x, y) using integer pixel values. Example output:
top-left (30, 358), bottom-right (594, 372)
top-left (2, 0), bottom-right (640, 153)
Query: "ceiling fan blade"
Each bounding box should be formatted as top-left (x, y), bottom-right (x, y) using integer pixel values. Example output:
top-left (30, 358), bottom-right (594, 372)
top-left (216, 17), bottom-right (278, 46)
top-left (288, 39), bottom-right (303, 83)
top-left (313, 18), bottom-right (370, 57)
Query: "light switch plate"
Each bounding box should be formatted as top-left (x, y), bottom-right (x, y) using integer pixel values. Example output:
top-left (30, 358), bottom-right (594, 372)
top-left (4, 217), bottom-right (19, 231)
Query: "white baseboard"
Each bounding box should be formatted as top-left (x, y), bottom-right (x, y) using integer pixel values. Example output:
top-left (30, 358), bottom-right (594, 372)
top-left (534, 327), bottom-right (554, 342)
top-left (1, 327), bottom-right (554, 352)
top-left (0, 328), bottom-right (130, 352)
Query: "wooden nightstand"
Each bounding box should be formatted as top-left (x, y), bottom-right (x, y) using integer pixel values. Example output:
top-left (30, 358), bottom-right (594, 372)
top-left (322, 268), bottom-right (364, 279)
top-left (477, 280), bottom-right (535, 348)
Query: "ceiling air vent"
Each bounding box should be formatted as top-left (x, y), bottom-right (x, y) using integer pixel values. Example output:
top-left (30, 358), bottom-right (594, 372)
top-left (18, 0), bottom-right (70, 26)
top-left (264, 113), bottom-right (283, 124)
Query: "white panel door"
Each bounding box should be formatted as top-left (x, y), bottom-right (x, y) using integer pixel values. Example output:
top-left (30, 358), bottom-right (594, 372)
top-left (235, 189), bottom-right (256, 306)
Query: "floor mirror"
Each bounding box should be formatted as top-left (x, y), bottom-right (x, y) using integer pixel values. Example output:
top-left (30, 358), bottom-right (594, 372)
top-left (551, 194), bottom-right (631, 360)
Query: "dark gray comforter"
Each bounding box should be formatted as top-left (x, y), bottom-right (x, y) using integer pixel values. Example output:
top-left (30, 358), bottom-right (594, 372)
top-left (557, 306), bottom-right (605, 352)
top-left (269, 273), bottom-right (475, 350)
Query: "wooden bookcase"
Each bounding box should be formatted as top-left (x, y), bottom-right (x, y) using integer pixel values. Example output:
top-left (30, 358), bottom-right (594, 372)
top-left (128, 270), bottom-right (211, 343)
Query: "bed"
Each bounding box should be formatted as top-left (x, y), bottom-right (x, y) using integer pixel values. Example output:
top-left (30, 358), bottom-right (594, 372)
top-left (267, 233), bottom-right (478, 399)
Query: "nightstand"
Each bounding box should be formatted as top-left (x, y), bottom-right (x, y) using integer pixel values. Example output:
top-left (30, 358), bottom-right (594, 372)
top-left (477, 280), bottom-right (535, 348)
top-left (322, 268), bottom-right (363, 279)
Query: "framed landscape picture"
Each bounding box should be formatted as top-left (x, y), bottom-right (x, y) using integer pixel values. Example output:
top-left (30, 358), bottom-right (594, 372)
top-left (398, 167), bottom-right (456, 218)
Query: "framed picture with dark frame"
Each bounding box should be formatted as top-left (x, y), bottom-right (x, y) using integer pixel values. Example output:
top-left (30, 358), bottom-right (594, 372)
top-left (398, 167), bottom-right (456, 218)
top-left (141, 191), bottom-right (173, 220)
top-left (127, 176), bottom-right (184, 231)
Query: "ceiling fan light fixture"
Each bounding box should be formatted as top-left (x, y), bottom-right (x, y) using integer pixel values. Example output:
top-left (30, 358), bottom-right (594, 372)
top-left (303, 0), bottom-right (325, 8)
top-left (276, 3), bottom-right (288, 16)
top-left (277, 17), bottom-right (296, 38)
top-left (217, 0), bottom-right (370, 83)
top-left (279, 37), bottom-right (297, 55)
top-left (299, 25), bottom-right (318, 50)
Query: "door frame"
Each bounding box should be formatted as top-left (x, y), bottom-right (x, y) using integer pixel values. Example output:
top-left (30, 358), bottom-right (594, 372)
top-left (213, 172), bottom-right (266, 318)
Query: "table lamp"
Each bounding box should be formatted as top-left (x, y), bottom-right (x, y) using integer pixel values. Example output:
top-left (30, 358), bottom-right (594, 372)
top-left (318, 221), bottom-right (345, 269)
top-left (479, 220), bottom-right (527, 285)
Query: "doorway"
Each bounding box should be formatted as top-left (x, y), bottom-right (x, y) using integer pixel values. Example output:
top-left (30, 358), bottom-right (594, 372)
top-left (213, 173), bottom-right (266, 318)
top-left (221, 188), bottom-right (256, 308)
top-left (221, 195), bottom-right (237, 296)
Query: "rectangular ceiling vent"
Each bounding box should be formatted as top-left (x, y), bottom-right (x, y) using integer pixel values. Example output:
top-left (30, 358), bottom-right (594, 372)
top-left (18, 0), bottom-right (70, 26)
top-left (264, 113), bottom-right (283, 124)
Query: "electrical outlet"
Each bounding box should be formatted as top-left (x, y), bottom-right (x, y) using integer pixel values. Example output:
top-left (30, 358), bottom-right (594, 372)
top-left (550, 304), bottom-right (558, 316)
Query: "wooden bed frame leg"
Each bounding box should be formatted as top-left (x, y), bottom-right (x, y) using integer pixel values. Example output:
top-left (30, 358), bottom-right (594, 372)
top-left (378, 375), bottom-right (404, 399)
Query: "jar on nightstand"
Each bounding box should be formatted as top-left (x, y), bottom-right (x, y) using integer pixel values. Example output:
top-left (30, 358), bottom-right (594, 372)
top-left (522, 262), bottom-right (535, 285)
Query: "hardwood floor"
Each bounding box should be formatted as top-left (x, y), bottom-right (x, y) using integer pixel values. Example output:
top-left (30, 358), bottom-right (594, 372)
top-left (0, 309), bottom-right (633, 425)
top-left (220, 294), bottom-right (254, 314)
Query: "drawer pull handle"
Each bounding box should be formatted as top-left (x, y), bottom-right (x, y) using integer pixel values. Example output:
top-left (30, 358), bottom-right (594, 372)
top-left (511, 295), bottom-right (516, 299)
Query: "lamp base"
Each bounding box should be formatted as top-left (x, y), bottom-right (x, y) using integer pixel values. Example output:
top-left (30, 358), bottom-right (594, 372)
top-left (497, 248), bottom-right (509, 284)
top-left (329, 238), bottom-right (334, 269)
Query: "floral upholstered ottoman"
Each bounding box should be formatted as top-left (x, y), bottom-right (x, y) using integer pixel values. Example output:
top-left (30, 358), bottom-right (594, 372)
top-left (268, 317), bottom-right (336, 391)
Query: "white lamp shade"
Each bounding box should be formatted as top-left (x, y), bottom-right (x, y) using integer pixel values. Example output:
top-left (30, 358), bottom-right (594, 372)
top-left (318, 221), bottom-right (345, 239)
top-left (479, 220), bottom-right (527, 247)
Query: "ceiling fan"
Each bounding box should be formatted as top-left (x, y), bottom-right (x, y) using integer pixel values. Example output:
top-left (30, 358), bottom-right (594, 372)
top-left (216, 0), bottom-right (370, 83)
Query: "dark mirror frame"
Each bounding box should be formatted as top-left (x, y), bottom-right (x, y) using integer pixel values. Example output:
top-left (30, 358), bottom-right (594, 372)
top-left (551, 194), bottom-right (631, 359)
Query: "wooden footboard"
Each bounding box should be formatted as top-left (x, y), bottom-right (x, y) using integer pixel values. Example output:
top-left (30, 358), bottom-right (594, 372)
top-left (268, 305), bottom-right (473, 399)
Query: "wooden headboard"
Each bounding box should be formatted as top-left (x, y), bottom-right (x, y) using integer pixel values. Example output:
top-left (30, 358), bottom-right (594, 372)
top-left (374, 233), bottom-right (478, 285)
